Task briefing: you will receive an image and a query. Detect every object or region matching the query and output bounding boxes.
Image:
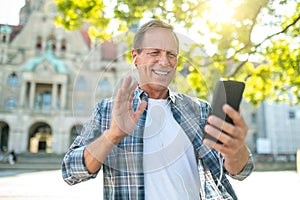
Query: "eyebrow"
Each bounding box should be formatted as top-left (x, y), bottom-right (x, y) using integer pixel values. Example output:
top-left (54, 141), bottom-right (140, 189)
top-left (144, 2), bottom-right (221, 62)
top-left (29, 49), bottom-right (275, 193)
top-left (144, 48), bottom-right (178, 54)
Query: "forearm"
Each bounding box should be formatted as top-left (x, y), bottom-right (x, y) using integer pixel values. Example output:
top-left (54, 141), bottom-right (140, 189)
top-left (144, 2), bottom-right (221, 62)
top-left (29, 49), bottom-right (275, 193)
top-left (84, 130), bottom-right (116, 173)
top-left (62, 125), bottom-right (119, 184)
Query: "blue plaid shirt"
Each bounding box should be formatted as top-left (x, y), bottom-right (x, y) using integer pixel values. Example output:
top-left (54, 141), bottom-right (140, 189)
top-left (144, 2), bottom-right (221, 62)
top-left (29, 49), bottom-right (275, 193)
top-left (62, 87), bottom-right (253, 200)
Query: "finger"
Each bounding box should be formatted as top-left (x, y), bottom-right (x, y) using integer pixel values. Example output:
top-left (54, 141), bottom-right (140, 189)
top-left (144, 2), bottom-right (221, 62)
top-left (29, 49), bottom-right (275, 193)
top-left (116, 80), bottom-right (135, 103)
top-left (128, 91), bottom-right (134, 114)
top-left (207, 115), bottom-right (235, 137)
top-left (203, 137), bottom-right (230, 155)
top-left (223, 104), bottom-right (246, 127)
top-left (204, 124), bottom-right (232, 145)
top-left (203, 127), bottom-right (238, 154)
top-left (122, 75), bottom-right (133, 91)
top-left (133, 101), bottom-right (147, 123)
top-left (114, 89), bottom-right (123, 109)
top-left (127, 87), bottom-right (146, 123)
top-left (129, 80), bottom-right (138, 94)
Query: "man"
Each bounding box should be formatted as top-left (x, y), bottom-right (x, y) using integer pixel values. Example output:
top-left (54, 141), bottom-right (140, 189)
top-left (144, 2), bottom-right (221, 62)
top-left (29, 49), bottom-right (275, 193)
top-left (62, 19), bottom-right (253, 199)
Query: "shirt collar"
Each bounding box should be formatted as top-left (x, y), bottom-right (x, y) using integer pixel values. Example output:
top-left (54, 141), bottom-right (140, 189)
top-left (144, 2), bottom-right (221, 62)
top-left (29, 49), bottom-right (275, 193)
top-left (134, 86), bottom-right (177, 104)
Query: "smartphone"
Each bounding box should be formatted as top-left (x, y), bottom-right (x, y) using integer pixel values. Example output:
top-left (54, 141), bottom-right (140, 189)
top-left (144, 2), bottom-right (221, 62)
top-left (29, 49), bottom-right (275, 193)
top-left (204, 80), bottom-right (245, 143)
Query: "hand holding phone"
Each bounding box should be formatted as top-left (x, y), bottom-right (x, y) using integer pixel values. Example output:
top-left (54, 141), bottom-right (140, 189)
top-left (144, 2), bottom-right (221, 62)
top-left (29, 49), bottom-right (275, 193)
top-left (204, 80), bottom-right (245, 143)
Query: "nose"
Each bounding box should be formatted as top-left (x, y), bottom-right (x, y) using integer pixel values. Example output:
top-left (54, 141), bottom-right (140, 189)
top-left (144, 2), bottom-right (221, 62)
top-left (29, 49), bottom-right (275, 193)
top-left (158, 52), bottom-right (170, 66)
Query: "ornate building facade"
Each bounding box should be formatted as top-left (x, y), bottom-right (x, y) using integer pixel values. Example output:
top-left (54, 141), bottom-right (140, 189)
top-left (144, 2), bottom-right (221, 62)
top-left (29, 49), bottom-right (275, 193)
top-left (0, 0), bottom-right (129, 154)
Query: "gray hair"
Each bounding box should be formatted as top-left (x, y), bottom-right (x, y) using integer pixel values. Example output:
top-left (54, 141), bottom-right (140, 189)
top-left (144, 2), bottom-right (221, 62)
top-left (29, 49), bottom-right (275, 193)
top-left (133, 19), bottom-right (179, 53)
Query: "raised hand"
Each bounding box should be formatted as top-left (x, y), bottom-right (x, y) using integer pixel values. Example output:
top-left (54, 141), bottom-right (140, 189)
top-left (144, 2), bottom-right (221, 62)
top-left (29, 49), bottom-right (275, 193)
top-left (107, 76), bottom-right (147, 144)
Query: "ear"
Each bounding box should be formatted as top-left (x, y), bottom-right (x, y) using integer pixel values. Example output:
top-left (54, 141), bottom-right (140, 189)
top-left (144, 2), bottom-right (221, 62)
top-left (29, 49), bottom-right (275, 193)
top-left (131, 50), bottom-right (138, 67)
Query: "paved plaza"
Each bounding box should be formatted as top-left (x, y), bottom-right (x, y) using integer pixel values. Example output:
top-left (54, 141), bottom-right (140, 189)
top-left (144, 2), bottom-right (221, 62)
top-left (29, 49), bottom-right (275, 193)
top-left (0, 169), bottom-right (299, 200)
top-left (0, 169), bottom-right (103, 200)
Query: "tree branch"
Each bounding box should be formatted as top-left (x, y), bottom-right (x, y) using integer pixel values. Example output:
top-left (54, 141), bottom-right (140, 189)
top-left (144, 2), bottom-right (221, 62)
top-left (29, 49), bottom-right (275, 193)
top-left (254, 14), bottom-right (300, 49)
top-left (229, 14), bottom-right (300, 77)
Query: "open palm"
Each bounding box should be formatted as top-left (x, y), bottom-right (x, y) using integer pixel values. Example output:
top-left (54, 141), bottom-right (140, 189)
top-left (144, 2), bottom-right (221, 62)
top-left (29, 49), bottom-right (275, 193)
top-left (109, 76), bottom-right (147, 143)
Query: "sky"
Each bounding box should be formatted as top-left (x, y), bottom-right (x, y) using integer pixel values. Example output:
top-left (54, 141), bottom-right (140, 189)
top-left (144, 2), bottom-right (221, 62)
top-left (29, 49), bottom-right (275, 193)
top-left (0, 0), bottom-right (25, 25)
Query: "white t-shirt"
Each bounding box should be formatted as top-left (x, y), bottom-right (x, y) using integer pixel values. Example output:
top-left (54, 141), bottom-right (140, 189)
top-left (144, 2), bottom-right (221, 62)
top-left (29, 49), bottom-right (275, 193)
top-left (143, 98), bottom-right (200, 200)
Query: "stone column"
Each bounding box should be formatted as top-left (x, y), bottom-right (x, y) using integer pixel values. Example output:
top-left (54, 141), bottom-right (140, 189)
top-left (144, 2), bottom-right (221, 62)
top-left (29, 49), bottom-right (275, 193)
top-left (29, 81), bottom-right (36, 109)
top-left (8, 129), bottom-right (24, 152)
top-left (60, 83), bottom-right (67, 109)
top-left (51, 83), bottom-right (57, 109)
top-left (19, 81), bottom-right (27, 107)
top-left (297, 149), bottom-right (300, 174)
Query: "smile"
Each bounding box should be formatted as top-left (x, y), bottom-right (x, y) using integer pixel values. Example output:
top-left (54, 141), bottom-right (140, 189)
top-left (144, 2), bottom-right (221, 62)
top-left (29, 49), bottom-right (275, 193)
top-left (152, 70), bottom-right (170, 76)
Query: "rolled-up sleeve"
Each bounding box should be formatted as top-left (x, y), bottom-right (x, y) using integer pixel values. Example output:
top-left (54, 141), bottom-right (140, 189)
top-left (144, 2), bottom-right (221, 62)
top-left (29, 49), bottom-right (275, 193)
top-left (62, 146), bottom-right (98, 185)
top-left (228, 153), bottom-right (254, 181)
top-left (62, 101), bottom-right (107, 185)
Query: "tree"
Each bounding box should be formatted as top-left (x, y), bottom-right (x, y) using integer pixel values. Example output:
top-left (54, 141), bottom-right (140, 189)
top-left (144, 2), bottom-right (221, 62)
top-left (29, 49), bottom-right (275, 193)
top-left (55, 0), bottom-right (300, 106)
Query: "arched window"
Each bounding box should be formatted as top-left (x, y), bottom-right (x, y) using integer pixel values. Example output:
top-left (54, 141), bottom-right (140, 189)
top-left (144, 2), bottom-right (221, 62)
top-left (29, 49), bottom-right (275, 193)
top-left (0, 122), bottom-right (9, 151)
top-left (47, 34), bottom-right (56, 51)
top-left (98, 77), bottom-right (111, 92)
top-left (36, 36), bottom-right (42, 49)
top-left (75, 76), bottom-right (87, 90)
top-left (2, 35), bottom-right (6, 43)
top-left (61, 38), bottom-right (67, 51)
top-left (70, 125), bottom-right (83, 144)
top-left (5, 98), bottom-right (17, 111)
top-left (74, 102), bottom-right (86, 113)
top-left (7, 72), bottom-right (19, 86)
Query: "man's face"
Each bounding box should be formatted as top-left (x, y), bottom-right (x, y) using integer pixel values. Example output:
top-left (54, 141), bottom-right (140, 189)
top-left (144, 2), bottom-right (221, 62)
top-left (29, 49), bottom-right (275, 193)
top-left (133, 28), bottom-right (178, 93)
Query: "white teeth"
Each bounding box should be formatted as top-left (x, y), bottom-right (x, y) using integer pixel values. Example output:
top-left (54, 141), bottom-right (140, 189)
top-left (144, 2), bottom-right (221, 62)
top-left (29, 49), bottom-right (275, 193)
top-left (153, 70), bottom-right (169, 76)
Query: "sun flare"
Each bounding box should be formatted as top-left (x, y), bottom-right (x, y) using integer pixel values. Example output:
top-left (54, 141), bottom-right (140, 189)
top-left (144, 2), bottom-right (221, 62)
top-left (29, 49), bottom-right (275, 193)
top-left (204, 0), bottom-right (236, 24)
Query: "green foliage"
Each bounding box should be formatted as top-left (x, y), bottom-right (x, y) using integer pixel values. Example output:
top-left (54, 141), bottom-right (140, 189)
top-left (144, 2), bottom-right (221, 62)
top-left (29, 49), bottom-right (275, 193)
top-left (55, 0), bottom-right (300, 106)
